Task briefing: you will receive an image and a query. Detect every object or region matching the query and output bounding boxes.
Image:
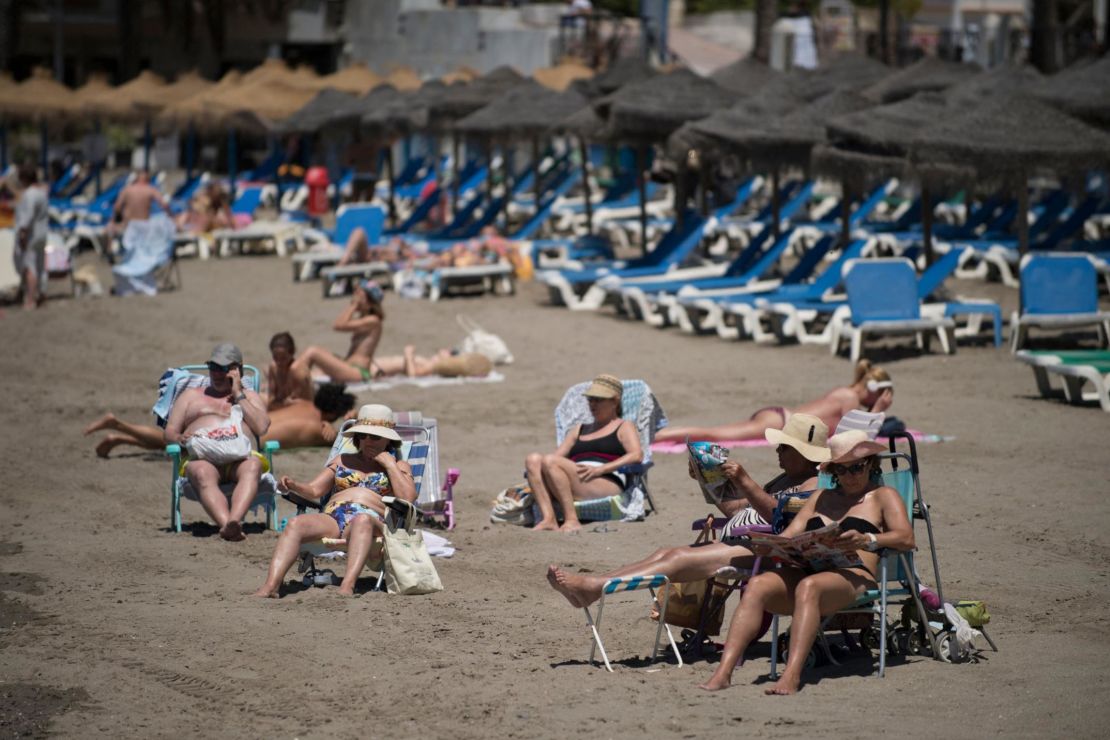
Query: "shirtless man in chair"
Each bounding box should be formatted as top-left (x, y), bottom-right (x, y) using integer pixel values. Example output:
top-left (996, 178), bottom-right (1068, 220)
top-left (164, 342), bottom-right (271, 541)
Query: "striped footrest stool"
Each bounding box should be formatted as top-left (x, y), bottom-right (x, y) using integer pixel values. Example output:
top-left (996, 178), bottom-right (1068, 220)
top-left (584, 574), bottom-right (684, 672)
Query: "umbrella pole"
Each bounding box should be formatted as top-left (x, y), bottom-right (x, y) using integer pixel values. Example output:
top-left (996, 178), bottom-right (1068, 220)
top-left (185, 122), bottom-right (196, 184)
top-left (0, 123), bottom-right (6, 171)
top-left (578, 137), bottom-right (593, 235)
top-left (637, 144), bottom-right (648, 252)
top-left (840, 183), bottom-right (851, 249)
top-left (675, 153), bottom-right (688, 229)
top-left (486, 136), bottom-right (496, 208)
top-left (452, 133), bottom-right (461, 217)
top-left (40, 121), bottom-right (48, 183)
top-left (228, 127), bottom-right (237, 190)
top-left (386, 142), bottom-right (397, 226)
top-left (143, 118), bottom-right (152, 172)
top-left (532, 136), bottom-right (542, 214)
top-left (922, 185), bottom-right (934, 268)
top-left (1017, 177), bottom-right (1030, 258)
top-left (772, 169), bottom-right (781, 241)
top-left (696, 157), bottom-right (709, 217)
top-left (94, 119), bottom-right (103, 196)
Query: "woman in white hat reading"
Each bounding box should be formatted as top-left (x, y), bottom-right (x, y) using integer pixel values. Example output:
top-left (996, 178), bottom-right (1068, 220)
top-left (547, 414), bottom-right (831, 608)
top-left (699, 430), bottom-right (914, 694)
top-left (253, 404), bottom-right (416, 597)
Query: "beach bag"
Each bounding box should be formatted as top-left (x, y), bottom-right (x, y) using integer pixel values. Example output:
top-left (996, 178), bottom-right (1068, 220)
top-left (457, 315), bottom-right (513, 365)
top-left (382, 504), bottom-right (443, 595)
top-left (183, 405), bottom-right (253, 465)
top-left (490, 484), bottom-right (534, 526)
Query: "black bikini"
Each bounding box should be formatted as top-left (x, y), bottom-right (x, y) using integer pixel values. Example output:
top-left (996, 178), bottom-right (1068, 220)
top-left (805, 515), bottom-right (880, 577)
top-left (568, 423), bottom-right (628, 489)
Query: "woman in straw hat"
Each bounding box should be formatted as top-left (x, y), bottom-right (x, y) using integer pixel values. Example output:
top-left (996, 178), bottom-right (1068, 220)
top-left (547, 414), bottom-right (831, 608)
top-left (655, 360), bottom-right (894, 443)
top-left (253, 404), bottom-right (415, 597)
top-left (526, 374), bottom-right (642, 533)
top-left (699, 430), bottom-right (914, 694)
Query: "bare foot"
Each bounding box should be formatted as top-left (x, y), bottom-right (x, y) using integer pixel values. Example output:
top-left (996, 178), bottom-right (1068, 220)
top-left (764, 677), bottom-right (800, 695)
top-left (559, 521), bottom-right (583, 534)
top-left (336, 585), bottom-right (356, 596)
top-left (95, 436), bottom-right (123, 458)
top-left (547, 565), bottom-right (602, 608)
top-left (219, 520), bottom-right (245, 542)
top-left (533, 520), bottom-right (561, 532)
top-left (252, 587), bottom-right (279, 598)
top-left (697, 672), bottom-right (732, 691)
top-left (84, 413), bottom-right (118, 436)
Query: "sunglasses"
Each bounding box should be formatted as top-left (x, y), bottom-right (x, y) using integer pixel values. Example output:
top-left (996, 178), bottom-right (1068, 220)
top-left (207, 362), bottom-right (239, 373)
top-left (828, 460), bottom-right (871, 476)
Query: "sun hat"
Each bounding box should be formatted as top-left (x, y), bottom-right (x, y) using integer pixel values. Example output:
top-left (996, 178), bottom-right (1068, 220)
top-left (584, 373), bottom-right (623, 399)
top-left (342, 403), bottom-right (401, 441)
top-left (209, 342), bottom-right (243, 366)
top-left (764, 413), bottom-right (831, 463)
top-left (821, 430), bottom-right (886, 468)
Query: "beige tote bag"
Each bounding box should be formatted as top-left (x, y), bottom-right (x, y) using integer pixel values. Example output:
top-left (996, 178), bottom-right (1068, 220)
top-left (382, 502), bottom-right (444, 595)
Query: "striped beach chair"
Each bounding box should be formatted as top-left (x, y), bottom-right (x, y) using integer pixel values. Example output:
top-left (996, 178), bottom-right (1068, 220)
top-left (586, 574), bottom-right (683, 672)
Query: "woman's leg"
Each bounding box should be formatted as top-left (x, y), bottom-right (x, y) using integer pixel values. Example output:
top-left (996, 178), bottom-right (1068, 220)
top-left (700, 568), bottom-right (804, 691)
top-left (539, 455), bottom-right (622, 532)
top-left (654, 409), bottom-right (786, 443)
top-left (294, 346), bottom-right (364, 384)
top-left (83, 413), bottom-right (165, 449)
top-left (548, 542), bottom-right (755, 608)
top-left (766, 570), bottom-right (872, 695)
top-left (337, 227), bottom-right (369, 266)
top-left (337, 513), bottom-right (381, 596)
top-left (94, 433), bottom-right (147, 458)
top-left (253, 513), bottom-right (339, 597)
top-left (525, 452), bottom-right (560, 531)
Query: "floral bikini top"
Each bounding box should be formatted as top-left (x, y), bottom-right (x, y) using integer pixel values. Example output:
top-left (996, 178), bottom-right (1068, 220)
top-left (326, 462), bottom-right (393, 506)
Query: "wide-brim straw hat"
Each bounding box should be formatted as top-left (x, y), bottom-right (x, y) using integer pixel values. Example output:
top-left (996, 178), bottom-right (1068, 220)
top-left (821, 430), bottom-right (886, 468)
top-left (764, 413), bottom-right (831, 463)
top-left (343, 404), bottom-right (401, 441)
top-left (585, 374), bottom-right (623, 399)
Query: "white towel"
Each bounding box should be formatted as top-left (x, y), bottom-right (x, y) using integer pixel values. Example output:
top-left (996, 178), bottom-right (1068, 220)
top-left (420, 530), bottom-right (455, 558)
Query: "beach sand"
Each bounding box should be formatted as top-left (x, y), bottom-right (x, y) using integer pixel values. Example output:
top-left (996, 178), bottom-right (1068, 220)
top-left (2, 254), bottom-right (1109, 738)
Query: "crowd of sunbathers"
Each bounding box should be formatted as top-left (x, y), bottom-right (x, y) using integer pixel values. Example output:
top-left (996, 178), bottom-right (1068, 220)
top-left (337, 223), bottom-right (528, 273)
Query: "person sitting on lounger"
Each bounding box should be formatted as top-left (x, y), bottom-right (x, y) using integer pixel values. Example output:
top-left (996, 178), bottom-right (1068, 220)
top-left (547, 414), bottom-right (830, 606)
top-left (84, 383), bottom-right (357, 457)
top-left (525, 374), bottom-right (642, 533)
top-left (265, 332), bottom-right (314, 410)
top-left (337, 232), bottom-right (414, 267)
top-left (655, 360), bottom-right (894, 443)
top-left (176, 182), bottom-right (233, 234)
top-left (293, 282), bottom-right (387, 384)
top-left (698, 430), bottom-right (914, 695)
top-left (253, 404), bottom-right (416, 598)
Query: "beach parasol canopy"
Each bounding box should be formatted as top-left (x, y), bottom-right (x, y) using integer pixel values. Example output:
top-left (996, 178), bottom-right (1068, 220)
top-left (384, 66), bottom-right (423, 91)
top-left (441, 65), bottom-right (480, 85)
top-left (318, 62), bottom-right (383, 94)
top-left (943, 63), bottom-right (1042, 107)
top-left (0, 67), bottom-right (76, 121)
top-left (363, 79), bottom-right (453, 135)
top-left (208, 77), bottom-right (318, 132)
top-left (533, 60), bottom-right (594, 91)
top-left (84, 70), bottom-right (169, 120)
top-left (1032, 55), bottom-right (1110, 130)
top-left (428, 66), bottom-right (528, 128)
top-left (158, 69), bottom-right (242, 131)
top-left (456, 81), bottom-right (588, 138)
top-left (598, 68), bottom-right (738, 141)
top-left (69, 72), bottom-right (113, 109)
top-left (668, 79), bottom-right (806, 157)
top-left (790, 54), bottom-right (891, 101)
top-left (863, 57), bottom-right (980, 104)
top-left (578, 56), bottom-right (657, 99)
top-left (278, 87), bottom-right (358, 134)
top-left (710, 56), bottom-right (780, 95)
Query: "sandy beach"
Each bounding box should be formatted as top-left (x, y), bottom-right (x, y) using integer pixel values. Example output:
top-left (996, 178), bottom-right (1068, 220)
top-left (2, 253), bottom-right (1109, 738)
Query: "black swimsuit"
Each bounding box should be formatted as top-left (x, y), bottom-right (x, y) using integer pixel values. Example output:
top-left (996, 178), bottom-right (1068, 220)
top-left (568, 423), bottom-right (627, 489)
top-left (806, 516), bottom-right (880, 577)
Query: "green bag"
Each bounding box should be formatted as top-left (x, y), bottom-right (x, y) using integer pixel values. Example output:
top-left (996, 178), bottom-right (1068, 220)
top-left (953, 600), bottom-right (990, 628)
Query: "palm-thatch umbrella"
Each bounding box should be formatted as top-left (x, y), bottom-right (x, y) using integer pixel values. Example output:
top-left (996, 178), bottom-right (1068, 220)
top-left (710, 56), bottom-right (780, 95)
top-left (791, 54), bottom-right (891, 101)
top-left (578, 56), bottom-right (657, 99)
top-left (910, 94), bottom-right (1110, 261)
top-left (441, 65), bottom-right (480, 85)
top-left (814, 93), bottom-right (949, 264)
top-left (593, 69), bottom-right (738, 246)
top-left (863, 56), bottom-right (980, 104)
top-left (1031, 55), bottom-right (1110, 130)
top-left (384, 66), bottom-right (423, 92)
top-left (944, 63), bottom-right (1043, 107)
top-left (278, 88), bottom-right (358, 134)
top-left (533, 60), bottom-right (594, 91)
top-left (83, 70), bottom-right (178, 170)
top-left (318, 63), bottom-right (383, 95)
top-left (0, 71), bottom-right (16, 168)
top-left (0, 68), bottom-right (78, 176)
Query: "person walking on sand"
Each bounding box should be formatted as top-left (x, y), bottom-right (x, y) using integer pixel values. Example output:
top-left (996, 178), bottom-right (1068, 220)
top-left (12, 163), bottom-right (49, 310)
top-left (163, 343), bottom-right (270, 541)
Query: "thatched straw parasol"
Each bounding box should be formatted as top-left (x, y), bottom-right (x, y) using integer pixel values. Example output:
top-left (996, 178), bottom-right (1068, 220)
top-left (0, 67), bottom-right (77, 121)
top-left (533, 61), bottom-right (594, 92)
top-left (710, 56), bottom-right (780, 95)
top-left (910, 94), bottom-right (1110, 256)
top-left (1032, 55), bottom-right (1110, 130)
top-left (455, 81), bottom-right (587, 138)
top-left (578, 56), bottom-right (657, 98)
top-left (278, 88), bottom-right (358, 134)
top-left (791, 54), bottom-right (891, 101)
top-left (70, 72), bottom-right (113, 109)
top-left (441, 65), bottom-right (480, 85)
top-left (318, 63), bottom-right (383, 95)
top-left (158, 69), bottom-right (242, 131)
top-left (362, 79), bottom-right (450, 136)
top-left (599, 68), bottom-right (737, 141)
top-left (944, 63), bottom-right (1042, 107)
top-left (670, 80), bottom-right (806, 158)
top-left (385, 66), bottom-right (423, 91)
top-left (863, 56), bottom-right (980, 104)
top-left (84, 70), bottom-right (169, 121)
top-left (430, 65), bottom-right (528, 126)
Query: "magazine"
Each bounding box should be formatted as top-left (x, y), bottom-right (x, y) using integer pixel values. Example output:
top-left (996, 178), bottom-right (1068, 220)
top-left (687, 440), bottom-right (738, 504)
top-left (746, 523), bottom-right (863, 571)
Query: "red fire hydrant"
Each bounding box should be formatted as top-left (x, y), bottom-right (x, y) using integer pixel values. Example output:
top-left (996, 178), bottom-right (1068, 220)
top-left (305, 166), bottom-right (330, 216)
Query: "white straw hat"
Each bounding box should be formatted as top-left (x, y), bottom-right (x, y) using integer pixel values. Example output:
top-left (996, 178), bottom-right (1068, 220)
top-left (764, 413), bottom-right (831, 463)
top-left (821, 430), bottom-right (886, 468)
top-left (342, 404), bottom-right (401, 442)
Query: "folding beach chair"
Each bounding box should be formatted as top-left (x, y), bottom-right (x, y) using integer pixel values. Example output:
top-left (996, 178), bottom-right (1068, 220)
top-left (1010, 253), bottom-right (1110, 352)
top-left (833, 258), bottom-right (956, 362)
top-left (543, 379), bottom-right (667, 523)
top-left (288, 413), bottom-right (459, 590)
top-left (162, 364), bottom-right (281, 533)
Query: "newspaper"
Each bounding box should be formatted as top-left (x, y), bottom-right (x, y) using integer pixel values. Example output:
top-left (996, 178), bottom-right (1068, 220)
top-left (746, 523), bottom-right (863, 572)
top-left (687, 440), bottom-right (738, 504)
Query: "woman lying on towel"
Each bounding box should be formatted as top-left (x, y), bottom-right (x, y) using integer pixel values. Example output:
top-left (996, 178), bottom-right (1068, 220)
top-left (526, 374), bottom-right (642, 533)
top-left (253, 404), bottom-right (416, 598)
top-left (698, 430), bottom-right (914, 695)
top-left (547, 414), bottom-right (829, 606)
top-left (84, 383), bottom-right (356, 457)
top-left (363, 345), bottom-right (493, 379)
top-left (293, 282), bottom-right (387, 384)
top-left (654, 360), bottom-right (894, 444)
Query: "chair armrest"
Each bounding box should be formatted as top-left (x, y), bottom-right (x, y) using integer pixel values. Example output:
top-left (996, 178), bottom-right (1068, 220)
top-left (619, 461), bottom-right (651, 475)
top-left (264, 440), bottom-right (280, 452)
top-left (166, 443), bottom-right (181, 456)
top-left (381, 495), bottom-right (415, 517)
top-left (282, 491), bottom-right (321, 511)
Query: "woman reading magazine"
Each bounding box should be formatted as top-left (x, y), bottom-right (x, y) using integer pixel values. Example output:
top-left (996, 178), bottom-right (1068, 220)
top-left (698, 430), bottom-right (915, 695)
